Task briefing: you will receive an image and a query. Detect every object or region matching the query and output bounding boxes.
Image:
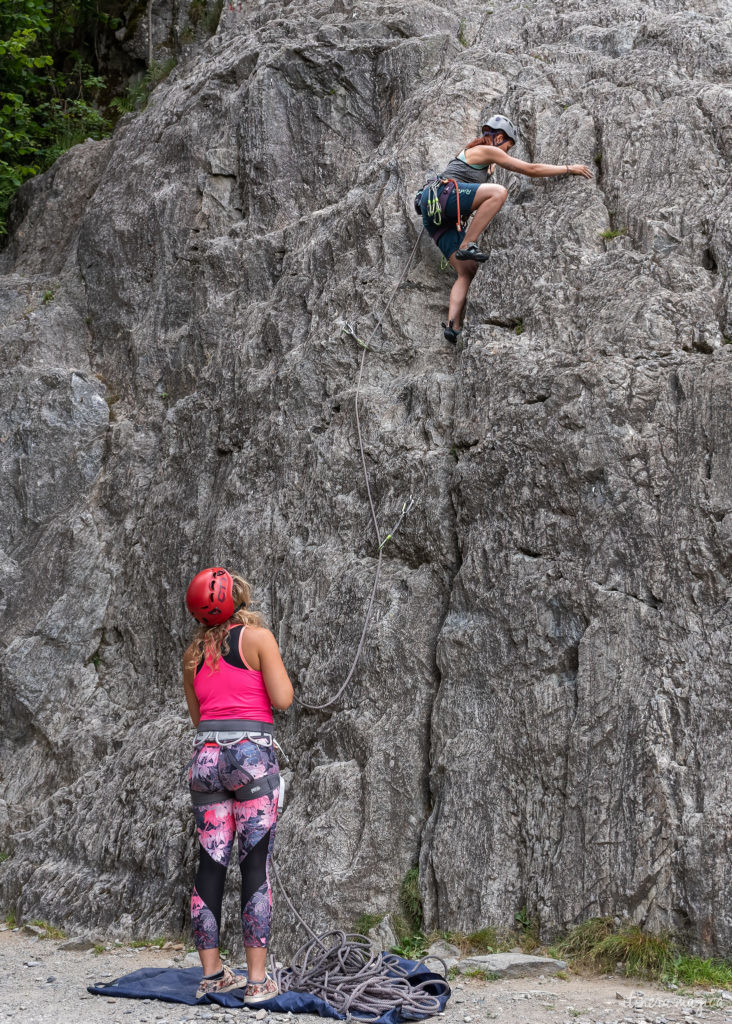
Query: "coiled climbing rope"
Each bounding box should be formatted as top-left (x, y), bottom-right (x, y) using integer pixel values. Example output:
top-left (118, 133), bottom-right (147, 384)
top-left (294, 226), bottom-right (425, 711)
top-left (272, 930), bottom-right (448, 1020)
top-left (271, 918), bottom-right (448, 1021)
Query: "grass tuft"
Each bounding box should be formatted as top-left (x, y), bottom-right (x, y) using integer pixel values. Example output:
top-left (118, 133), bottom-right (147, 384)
top-left (463, 927), bottom-right (499, 953)
top-left (354, 913), bottom-right (383, 936)
top-left (463, 967), bottom-right (500, 981)
top-left (550, 916), bottom-right (615, 962)
top-left (400, 867), bottom-right (422, 934)
top-left (600, 228), bottom-right (626, 240)
top-left (30, 919), bottom-right (66, 940)
top-left (391, 930), bottom-right (428, 959)
top-left (550, 919), bottom-right (732, 989)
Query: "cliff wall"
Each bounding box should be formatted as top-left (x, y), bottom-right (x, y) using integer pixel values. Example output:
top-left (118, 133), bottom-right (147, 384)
top-left (0, 0), bottom-right (730, 955)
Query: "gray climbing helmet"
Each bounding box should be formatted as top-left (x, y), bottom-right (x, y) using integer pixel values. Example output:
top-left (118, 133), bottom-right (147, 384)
top-left (481, 114), bottom-right (518, 143)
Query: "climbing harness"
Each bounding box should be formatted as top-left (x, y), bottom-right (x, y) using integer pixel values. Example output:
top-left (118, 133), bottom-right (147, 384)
top-left (190, 770), bottom-right (281, 805)
top-left (188, 718), bottom-right (288, 809)
top-left (415, 175), bottom-right (462, 250)
top-left (293, 228), bottom-right (424, 712)
top-left (271, 861), bottom-right (449, 1021)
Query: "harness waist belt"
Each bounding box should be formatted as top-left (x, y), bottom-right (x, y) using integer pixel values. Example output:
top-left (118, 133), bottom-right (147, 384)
top-left (190, 772), bottom-right (280, 806)
top-left (197, 719), bottom-right (274, 734)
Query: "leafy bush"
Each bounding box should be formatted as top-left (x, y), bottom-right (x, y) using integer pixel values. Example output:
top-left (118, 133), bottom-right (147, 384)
top-left (0, 0), bottom-right (111, 232)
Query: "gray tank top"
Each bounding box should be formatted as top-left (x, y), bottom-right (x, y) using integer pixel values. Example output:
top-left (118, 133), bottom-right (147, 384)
top-left (440, 150), bottom-right (494, 184)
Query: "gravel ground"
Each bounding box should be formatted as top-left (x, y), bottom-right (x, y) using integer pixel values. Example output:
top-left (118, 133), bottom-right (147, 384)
top-left (1, 928), bottom-right (731, 1024)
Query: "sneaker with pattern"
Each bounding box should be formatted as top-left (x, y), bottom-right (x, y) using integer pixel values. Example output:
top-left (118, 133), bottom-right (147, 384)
top-left (195, 964), bottom-right (246, 1000)
top-left (244, 975), bottom-right (278, 1004)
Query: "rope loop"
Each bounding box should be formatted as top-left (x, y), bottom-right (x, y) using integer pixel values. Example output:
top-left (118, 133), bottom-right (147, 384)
top-left (272, 924), bottom-right (449, 1020)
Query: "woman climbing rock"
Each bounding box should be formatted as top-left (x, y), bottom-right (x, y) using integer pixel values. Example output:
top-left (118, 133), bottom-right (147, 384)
top-left (418, 114), bottom-right (593, 343)
top-left (182, 568), bottom-right (294, 1002)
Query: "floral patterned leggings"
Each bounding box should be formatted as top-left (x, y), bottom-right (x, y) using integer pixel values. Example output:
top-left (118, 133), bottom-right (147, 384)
top-left (189, 739), bottom-right (279, 950)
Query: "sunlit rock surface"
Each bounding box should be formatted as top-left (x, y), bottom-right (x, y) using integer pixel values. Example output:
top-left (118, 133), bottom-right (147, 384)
top-left (0, 0), bottom-right (730, 956)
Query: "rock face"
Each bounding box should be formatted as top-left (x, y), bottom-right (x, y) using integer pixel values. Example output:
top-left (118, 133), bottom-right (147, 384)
top-left (0, 0), bottom-right (730, 959)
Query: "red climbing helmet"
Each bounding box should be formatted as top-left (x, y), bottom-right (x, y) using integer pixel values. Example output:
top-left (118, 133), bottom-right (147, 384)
top-left (186, 567), bottom-right (236, 626)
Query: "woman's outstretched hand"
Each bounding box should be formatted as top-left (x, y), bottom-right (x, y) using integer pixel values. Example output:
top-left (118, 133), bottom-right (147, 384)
top-left (569, 164), bottom-right (593, 178)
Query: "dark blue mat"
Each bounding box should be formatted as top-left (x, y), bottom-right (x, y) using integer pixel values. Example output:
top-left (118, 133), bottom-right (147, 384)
top-left (88, 958), bottom-right (450, 1023)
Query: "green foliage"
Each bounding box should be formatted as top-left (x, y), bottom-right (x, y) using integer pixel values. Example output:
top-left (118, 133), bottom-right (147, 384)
top-left (549, 916), bottom-right (615, 961)
top-left (29, 919), bottom-right (66, 939)
top-left (205, 0), bottom-right (224, 35)
top-left (399, 867), bottom-right (422, 933)
top-left (388, 867), bottom-right (427, 959)
top-left (514, 318), bottom-right (524, 335)
top-left (188, 0), bottom-right (208, 25)
top-left (391, 930), bottom-right (428, 960)
top-left (109, 57), bottom-right (176, 115)
top-left (182, 0), bottom-right (222, 39)
top-left (5, 909), bottom-right (17, 926)
top-left (549, 918), bottom-right (732, 989)
top-left (0, 0), bottom-right (111, 233)
top-left (463, 927), bottom-right (499, 953)
top-left (514, 907), bottom-right (530, 930)
top-left (600, 227), bottom-right (626, 240)
top-left (0, 851), bottom-right (10, 862)
top-left (458, 19), bottom-right (469, 47)
top-left (354, 913), bottom-right (383, 936)
top-left (514, 906), bottom-right (540, 952)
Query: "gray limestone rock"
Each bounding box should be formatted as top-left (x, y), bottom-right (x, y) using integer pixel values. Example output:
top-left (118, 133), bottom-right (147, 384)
top-left (367, 914), bottom-right (399, 954)
top-left (0, 0), bottom-right (730, 962)
top-left (59, 935), bottom-right (98, 951)
top-left (425, 938), bottom-right (460, 971)
top-left (457, 953), bottom-right (568, 979)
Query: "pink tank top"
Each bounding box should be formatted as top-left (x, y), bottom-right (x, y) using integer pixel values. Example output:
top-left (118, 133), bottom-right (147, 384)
top-left (194, 625), bottom-right (273, 723)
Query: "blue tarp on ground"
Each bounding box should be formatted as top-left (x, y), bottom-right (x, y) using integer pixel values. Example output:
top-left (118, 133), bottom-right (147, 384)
top-left (87, 957), bottom-right (450, 1024)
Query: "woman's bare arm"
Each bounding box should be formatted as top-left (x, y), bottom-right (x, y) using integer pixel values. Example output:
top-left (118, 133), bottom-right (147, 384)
top-left (466, 144), bottom-right (592, 179)
top-left (255, 629), bottom-right (294, 710)
top-left (183, 648), bottom-right (201, 726)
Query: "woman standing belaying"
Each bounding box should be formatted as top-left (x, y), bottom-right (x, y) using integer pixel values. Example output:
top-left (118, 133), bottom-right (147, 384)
top-left (183, 568), bottom-right (294, 1002)
top-left (418, 114), bottom-right (593, 343)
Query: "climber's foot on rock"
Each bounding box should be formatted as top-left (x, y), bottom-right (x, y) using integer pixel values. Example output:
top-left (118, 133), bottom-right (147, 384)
top-left (443, 320), bottom-right (461, 343)
top-left (455, 242), bottom-right (489, 262)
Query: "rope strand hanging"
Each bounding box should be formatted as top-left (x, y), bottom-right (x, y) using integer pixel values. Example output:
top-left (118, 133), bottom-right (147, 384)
top-left (294, 227), bottom-right (424, 711)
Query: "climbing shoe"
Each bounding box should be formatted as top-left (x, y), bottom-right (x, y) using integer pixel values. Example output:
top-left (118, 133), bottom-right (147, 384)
top-left (195, 964), bottom-right (246, 1000)
top-left (244, 975), bottom-right (279, 1004)
top-left (442, 320), bottom-right (460, 344)
top-left (455, 242), bottom-right (489, 262)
